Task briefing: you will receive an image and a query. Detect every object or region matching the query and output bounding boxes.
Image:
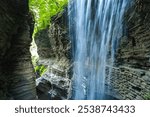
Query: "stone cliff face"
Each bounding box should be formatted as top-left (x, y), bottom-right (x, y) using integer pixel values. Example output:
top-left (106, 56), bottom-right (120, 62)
top-left (35, 8), bottom-right (71, 100)
top-left (0, 0), bottom-right (36, 99)
top-left (2, 0), bottom-right (148, 100)
top-left (35, 0), bottom-right (150, 100)
top-left (107, 0), bottom-right (150, 99)
top-left (117, 0), bottom-right (150, 69)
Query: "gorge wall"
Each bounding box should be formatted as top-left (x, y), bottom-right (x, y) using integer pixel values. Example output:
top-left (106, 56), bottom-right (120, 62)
top-left (35, 0), bottom-right (150, 100)
top-left (35, 8), bottom-right (71, 100)
top-left (1, 0), bottom-right (149, 100)
top-left (0, 0), bottom-right (36, 99)
top-left (106, 0), bottom-right (150, 100)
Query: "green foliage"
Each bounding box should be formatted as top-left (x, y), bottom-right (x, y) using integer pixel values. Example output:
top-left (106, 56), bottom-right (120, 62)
top-left (35, 65), bottom-right (48, 76)
top-left (29, 0), bottom-right (68, 35)
top-left (29, 0), bottom-right (68, 76)
top-left (143, 93), bottom-right (150, 100)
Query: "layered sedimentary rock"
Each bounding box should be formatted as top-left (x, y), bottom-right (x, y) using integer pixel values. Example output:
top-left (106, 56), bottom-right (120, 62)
top-left (35, 8), bottom-right (71, 100)
top-left (0, 0), bottom-right (36, 99)
top-left (35, 0), bottom-right (150, 100)
top-left (107, 0), bottom-right (150, 99)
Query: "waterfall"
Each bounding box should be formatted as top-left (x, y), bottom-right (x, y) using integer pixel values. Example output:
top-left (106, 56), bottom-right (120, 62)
top-left (69, 0), bottom-right (133, 100)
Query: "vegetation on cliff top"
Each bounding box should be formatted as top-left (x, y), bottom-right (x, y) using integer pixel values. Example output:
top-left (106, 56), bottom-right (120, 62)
top-left (29, 0), bottom-right (68, 74)
top-left (29, 0), bottom-right (68, 35)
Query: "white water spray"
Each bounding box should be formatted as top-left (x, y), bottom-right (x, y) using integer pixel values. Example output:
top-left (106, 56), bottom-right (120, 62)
top-left (69, 0), bottom-right (133, 99)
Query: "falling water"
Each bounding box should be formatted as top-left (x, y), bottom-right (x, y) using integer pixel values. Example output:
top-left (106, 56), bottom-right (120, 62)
top-left (69, 0), bottom-right (133, 99)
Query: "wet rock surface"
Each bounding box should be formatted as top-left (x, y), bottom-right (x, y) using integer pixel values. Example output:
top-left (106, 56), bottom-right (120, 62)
top-left (117, 0), bottom-right (150, 69)
top-left (106, 66), bottom-right (150, 100)
top-left (36, 72), bottom-right (70, 100)
top-left (35, 8), bottom-right (71, 100)
top-left (1, 0), bottom-right (150, 100)
top-left (106, 0), bottom-right (150, 100)
top-left (35, 0), bottom-right (150, 100)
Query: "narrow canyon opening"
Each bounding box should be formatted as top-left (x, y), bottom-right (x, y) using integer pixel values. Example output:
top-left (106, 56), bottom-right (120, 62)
top-left (0, 0), bottom-right (150, 100)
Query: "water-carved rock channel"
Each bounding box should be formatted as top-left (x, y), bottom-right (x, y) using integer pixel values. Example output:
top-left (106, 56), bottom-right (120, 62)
top-left (0, 0), bottom-right (150, 100)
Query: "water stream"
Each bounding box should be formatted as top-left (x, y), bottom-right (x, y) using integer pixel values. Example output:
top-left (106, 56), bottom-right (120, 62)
top-left (69, 0), bottom-right (133, 100)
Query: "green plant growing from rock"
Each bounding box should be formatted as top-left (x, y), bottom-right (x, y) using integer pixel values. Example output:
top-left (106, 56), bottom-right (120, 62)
top-left (35, 65), bottom-right (48, 77)
top-left (29, 0), bottom-right (68, 75)
top-left (29, 0), bottom-right (68, 35)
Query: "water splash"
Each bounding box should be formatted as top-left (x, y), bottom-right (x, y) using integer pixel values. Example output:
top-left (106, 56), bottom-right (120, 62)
top-left (69, 0), bottom-right (133, 100)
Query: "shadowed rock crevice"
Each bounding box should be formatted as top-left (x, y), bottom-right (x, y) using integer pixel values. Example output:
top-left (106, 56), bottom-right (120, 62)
top-left (0, 0), bottom-right (36, 99)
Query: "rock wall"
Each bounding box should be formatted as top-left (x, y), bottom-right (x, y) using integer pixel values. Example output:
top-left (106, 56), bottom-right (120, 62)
top-left (117, 0), bottom-right (150, 69)
top-left (35, 8), bottom-right (71, 100)
top-left (106, 66), bottom-right (150, 99)
top-left (107, 0), bottom-right (150, 100)
top-left (0, 0), bottom-right (36, 99)
top-left (34, 0), bottom-right (150, 100)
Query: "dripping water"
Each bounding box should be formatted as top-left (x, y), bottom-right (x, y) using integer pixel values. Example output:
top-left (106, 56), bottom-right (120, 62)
top-left (69, 0), bottom-right (133, 100)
